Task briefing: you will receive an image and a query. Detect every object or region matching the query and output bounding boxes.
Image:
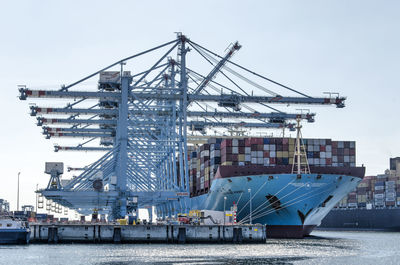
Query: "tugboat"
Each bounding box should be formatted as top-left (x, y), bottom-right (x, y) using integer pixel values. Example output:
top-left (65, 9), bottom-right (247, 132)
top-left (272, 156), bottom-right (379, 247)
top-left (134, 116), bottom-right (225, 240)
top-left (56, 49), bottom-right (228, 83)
top-left (0, 216), bottom-right (30, 244)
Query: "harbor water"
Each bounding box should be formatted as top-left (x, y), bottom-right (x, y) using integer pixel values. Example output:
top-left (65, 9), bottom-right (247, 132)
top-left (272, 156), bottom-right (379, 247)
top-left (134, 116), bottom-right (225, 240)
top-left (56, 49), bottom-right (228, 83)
top-left (1, 231), bottom-right (399, 265)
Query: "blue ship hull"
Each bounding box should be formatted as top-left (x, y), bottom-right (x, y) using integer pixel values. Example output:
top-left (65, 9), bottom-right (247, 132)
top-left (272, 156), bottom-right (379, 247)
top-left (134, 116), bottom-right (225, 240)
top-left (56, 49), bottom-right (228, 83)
top-left (190, 173), bottom-right (360, 237)
top-left (0, 229), bottom-right (30, 244)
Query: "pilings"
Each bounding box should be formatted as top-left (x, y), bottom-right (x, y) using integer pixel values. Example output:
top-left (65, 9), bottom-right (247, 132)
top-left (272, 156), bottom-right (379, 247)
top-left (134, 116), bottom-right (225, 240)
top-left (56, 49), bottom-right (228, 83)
top-left (29, 224), bottom-right (267, 244)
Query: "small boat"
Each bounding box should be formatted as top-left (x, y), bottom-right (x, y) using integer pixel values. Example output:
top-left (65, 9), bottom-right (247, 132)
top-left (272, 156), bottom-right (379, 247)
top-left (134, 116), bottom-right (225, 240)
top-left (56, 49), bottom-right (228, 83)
top-left (0, 216), bottom-right (30, 244)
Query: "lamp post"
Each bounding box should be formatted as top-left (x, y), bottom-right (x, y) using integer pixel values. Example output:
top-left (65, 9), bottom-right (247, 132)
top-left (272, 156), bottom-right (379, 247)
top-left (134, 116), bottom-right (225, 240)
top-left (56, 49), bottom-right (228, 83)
top-left (17, 172), bottom-right (20, 211)
top-left (248, 188), bottom-right (252, 225)
top-left (223, 196), bottom-right (227, 226)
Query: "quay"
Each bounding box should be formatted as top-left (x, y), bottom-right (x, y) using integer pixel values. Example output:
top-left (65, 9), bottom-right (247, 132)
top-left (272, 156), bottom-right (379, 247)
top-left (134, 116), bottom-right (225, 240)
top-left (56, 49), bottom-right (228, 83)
top-left (29, 224), bottom-right (267, 244)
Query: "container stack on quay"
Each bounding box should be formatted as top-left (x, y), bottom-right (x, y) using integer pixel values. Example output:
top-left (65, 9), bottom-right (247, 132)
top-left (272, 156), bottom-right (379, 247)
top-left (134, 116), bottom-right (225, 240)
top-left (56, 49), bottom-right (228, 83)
top-left (336, 168), bottom-right (400, 209)
top-left (188, 137), bottom-right (356, 197)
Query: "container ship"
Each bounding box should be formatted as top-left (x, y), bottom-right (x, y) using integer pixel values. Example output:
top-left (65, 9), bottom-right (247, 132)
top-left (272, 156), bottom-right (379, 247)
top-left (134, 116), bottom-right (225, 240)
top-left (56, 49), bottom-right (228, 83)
top-left (319, 157), bottom-right (400, 231)
top-left (161, 130), bottom-right (365, 238)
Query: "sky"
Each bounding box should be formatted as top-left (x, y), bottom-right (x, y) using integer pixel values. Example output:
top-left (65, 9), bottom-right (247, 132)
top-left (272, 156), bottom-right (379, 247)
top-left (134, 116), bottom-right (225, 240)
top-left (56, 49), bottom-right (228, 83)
top-left (0, 0), bottom-right (399, 213)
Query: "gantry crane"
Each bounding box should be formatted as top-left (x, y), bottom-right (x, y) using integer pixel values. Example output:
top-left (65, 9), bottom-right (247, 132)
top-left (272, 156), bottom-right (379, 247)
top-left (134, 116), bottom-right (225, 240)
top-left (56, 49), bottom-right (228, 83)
top-left (18, 33), bottom-right (345, 219)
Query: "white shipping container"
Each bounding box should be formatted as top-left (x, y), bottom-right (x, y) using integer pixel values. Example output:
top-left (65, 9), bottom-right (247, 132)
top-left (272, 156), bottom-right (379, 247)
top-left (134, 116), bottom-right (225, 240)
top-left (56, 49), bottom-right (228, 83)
top-left (232, 139), bottom-right (239, 147)
top-left (308, 158), bottom-right (314, 165)
top-left (308, 145), bottom-right (313, 152)
top-left (251, 158), bottom-right (257, 164)
top-left (257, 158), bottom-right (263, 164)
top-left (326, 145), bottom-right (332, 152)
top-left (344, 156), bottom-right (350, 163)
top-left (386, 192), bottom-right (396, 198)
top-left (251, 151), bottom-right (257, 157)
top-left (245, 147), bottom-right (251, 154)
top-left (350, 156), bottom-right (355, 162)
top-left (332, 163), bottom-right (338, 167)
top-left (257, 151), bottom-right (263, 157)
top-left (245, 155), bottom-right (251, 161)
top-left (386, 181), bottom-right (396, 186)
top-left (263, 144), bottom-right (270, 150)
top-left (200, 164), bottom-right (205, 171)
top-left (350, 142), bottom-right (355, 148)
top-left (314, 158), bottom-right (320, 164)
top-left (238, 162), bottom-right (245, 166)
top-left (374, 193), bottom-right (384, 199)
top-left (350, 162), bottom-right (356, 167)
top-left (320, 158), bottom-right (326, 165)
top-left (348, 203), bottom-right (357, 208)
top-left (375, 186), bottom-right (384, 191)
top-left (313, 145), bottom-right (320, 152)
top-left (332, 156), bottom-right (338, 162)
top-left (201, 150), bottom-right (209, 157)
top-left (270, 151), bottom-right (276, 157)
top-left (320, 152), bottom-right (326, 158)
top-left (232, 147), bottom-right (239, 154)
top-left (211, 150), bottom-right (221, 157)
top-left (326, 152), bottom-right (332, 159)
top-left (263, 158), bottom-right (270, 164)
top-left (338, 141), bottom-right (344, 148)
top-left (269, 145), bottom-right (276, 151)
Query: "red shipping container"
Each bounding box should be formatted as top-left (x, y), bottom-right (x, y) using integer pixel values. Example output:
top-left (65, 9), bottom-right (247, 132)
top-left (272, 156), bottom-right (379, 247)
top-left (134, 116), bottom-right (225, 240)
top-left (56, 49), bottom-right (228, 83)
top-left (221, 146), bottom-right (232, 155)
top-left (332, 149), bottom-right (338, 155)
top-left (350, 149), bottom-right (355, 155)
top-left (386, 201), bottom-right (395, 206)
top-left (221, 154), bottom-right (232, 162)
top-left (326, 158), bottom-right (332, 165)
top-left (282, 145), bottom-right (288, 151)
top-left (282, 138), bottom-right (289, 145)
top-left (263, 151), bottom-right (270, 157)
top-left (320, 145), bottom-right (326, 152)
top-left (245, 138), bottom-right (252, 147)
top-left (221, 139), bottom-right (232, 149)
top-left (204, 179), bottom-right (209, 188)
top-left (257, 145), bottom-right (263, 151)
top-left (270, 157), bottom-right (276, 164)
top-left (332, 141), bottom-right (338, 148)
top-left (344, 148), bottom-right (350, 155)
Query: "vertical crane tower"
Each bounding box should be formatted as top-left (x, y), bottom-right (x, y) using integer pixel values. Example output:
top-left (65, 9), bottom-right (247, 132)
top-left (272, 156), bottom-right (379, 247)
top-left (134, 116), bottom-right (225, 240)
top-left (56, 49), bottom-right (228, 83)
top-left (18, 34), bottom-right (346, 219)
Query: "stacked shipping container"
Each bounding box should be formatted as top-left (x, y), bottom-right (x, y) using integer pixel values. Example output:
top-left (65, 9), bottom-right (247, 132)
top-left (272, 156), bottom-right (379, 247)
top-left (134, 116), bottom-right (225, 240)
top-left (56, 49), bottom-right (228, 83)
top-left (336, 174), bottom-right (400, 209)
top-left (187, 137), bottom-right (356, 197)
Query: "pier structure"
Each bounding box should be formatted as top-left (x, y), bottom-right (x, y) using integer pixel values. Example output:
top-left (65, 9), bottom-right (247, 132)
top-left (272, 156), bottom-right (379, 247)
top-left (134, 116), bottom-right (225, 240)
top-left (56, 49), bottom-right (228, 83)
top-left (29, 223), bottom-right (266, 244)
top-left (18, 33), bottom-right (345, 220)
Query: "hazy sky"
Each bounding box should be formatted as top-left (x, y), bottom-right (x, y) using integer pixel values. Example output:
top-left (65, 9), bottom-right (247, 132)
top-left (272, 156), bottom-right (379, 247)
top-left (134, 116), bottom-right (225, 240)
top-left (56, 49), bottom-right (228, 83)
top-left (1, 0), bottom-right (399, 211)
